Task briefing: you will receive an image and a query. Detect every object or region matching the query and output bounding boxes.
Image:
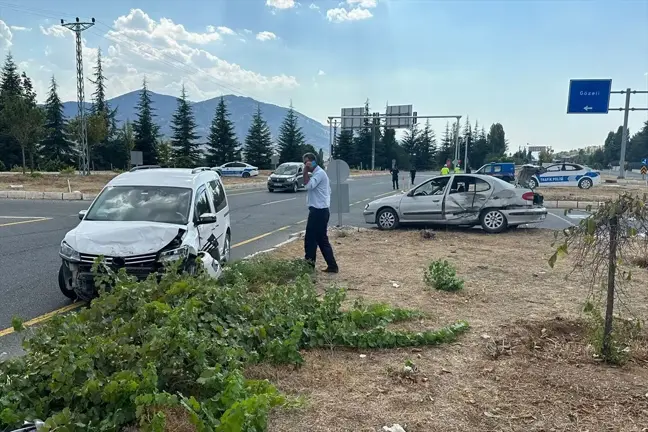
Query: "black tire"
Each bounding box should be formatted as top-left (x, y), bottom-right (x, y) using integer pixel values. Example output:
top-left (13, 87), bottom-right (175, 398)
top-left (578, 177), bottom-right (593, 189)
top-left (480, 209), bottom-right (507, 234)
top-left (376, 208), bottom-right (399, 230)
top-left (58, 264), bottom-right (77, 300)
top-left (292, 182), bottom-right (298, 193)
top-left (221, 231), bottom-right (231, 265)
top-left (242, 172), bottom-right (251, 178)
top-left (528, 178), bottom-right (538, 189)
top-left (268, 188), bottom-right (274, 193)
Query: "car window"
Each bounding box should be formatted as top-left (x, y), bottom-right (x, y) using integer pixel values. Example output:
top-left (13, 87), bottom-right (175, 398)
top-left (222, 162), bottom-right (233, 167)
top-left (84, 186), bottom-right (192, 225)
top-left (493, 165), bottom-right (502, 173)
top-left (209, 179), bottom-right (227, 213)
top-left (194, 188), bottom-right (212, 221)
top-left (449, 176), bottom-right (491, 194)
top-left (477, 165), bottom-right (489, 174)
top-left (232, 162), bottom-right (246, 167)
top-left (545, 165), bottom-right (561, 172)
top-left (563, 164), bottom-right (579, 171)
top-left (413, 177), bottom-right (449, 196)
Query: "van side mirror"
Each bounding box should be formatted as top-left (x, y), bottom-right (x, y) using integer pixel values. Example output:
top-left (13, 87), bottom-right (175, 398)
top-left (78, 210), bottom-right (87, 220)
top-left (196, 213), bottom-right (217, 225)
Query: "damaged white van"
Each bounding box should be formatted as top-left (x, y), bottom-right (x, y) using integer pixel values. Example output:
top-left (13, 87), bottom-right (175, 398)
top-left (58, 166), bottom-right (232, 301)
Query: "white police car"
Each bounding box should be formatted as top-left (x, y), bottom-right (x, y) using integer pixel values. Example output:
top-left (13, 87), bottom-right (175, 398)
top-left (526, 163), bottom-right (601, 189)
top-left (213, 161), bottom-right (259, 178)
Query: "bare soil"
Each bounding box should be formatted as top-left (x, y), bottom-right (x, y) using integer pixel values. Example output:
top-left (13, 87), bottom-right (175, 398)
top-left (251, 227), bottom-right (648, 432)
top-left (0, 169), bottom-right (378, 194)
top-left (539, 183), bottom-right (648, 203)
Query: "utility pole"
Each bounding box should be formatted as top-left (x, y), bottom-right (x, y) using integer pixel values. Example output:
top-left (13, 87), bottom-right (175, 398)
top-left (62, 17), bottom-right (95, 176)
top-left (611, 88), bottom-right (648, 179)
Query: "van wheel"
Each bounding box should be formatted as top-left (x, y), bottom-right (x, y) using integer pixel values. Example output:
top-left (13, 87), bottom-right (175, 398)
top-left (268, 188), bottom-right (274, 192)
top-left (221, 231), bottom-right (231, 265)
top-left (480, 209), bottom-right (507, 234)
top-left (292, 182), bottom-right (298, 193)
top-left (58, 264), bottom-right (77, 300)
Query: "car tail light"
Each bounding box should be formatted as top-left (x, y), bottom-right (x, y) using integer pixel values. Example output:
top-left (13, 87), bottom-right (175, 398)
top-left (522, 192), bottom-right (534, 201)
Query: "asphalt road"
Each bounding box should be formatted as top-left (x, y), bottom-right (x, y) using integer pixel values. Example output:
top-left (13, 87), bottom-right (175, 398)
top-left (0, 172), bottom-right (588, 357)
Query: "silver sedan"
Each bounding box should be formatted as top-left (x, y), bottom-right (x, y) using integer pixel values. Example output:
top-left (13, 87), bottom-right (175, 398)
top-left (363, 173), bottom-right (547, 233)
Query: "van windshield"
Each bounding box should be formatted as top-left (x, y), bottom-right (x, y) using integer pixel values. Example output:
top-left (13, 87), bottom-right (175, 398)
top-left (274, 164), bottom-right (299, 175)
top-left (85, 186), bottom-right (192, 225)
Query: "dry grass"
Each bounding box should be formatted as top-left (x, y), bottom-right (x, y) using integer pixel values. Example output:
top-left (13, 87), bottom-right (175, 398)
top-left (247, 227), bottom-right (648, 432)
top-left (539, 183), bottom-right (648, 203)
top-left (0, 169), bottom-right (380, 193)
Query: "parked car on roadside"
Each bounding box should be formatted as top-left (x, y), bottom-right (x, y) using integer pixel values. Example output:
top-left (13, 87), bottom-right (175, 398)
top-left (474, 162), bottom-right (516, 183)
top-left (58, 167), bottom-right (232, 301)
top-left (522, 163), bottom-right (601, 189)
top-left (212, 161), bottom-right (259, 178)
top-left (267, 162), bottom-right (305, 193)
top-left (363, 173), bottom-right (547, 233)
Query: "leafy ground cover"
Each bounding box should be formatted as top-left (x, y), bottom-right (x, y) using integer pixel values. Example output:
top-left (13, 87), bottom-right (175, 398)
top-left (0, 255), bottom-right (467, 431)
top-left (265, 227), bottom-right (648, 431)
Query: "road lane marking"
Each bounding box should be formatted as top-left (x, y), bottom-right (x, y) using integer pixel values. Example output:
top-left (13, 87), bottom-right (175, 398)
top-left (0, 216), bottom-right (48, 219)
top-left (547, 212), bottom-right (576, 227)
top-left (232, 224), bottom-right (292, 248)
top-left (0, 217), bottom-right (51, 227)
top-left (261, 197), bottom-right (296, 206)
top-left (0, 302), bottom-right (84, 338)
top-left (227, 189), bottom-right (265, 197)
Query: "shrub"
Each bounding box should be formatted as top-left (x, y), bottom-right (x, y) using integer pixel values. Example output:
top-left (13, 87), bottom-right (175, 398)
top-left (59, 167), bottom-right (76, 176)
top-left (424, 259), bottom-right (464, 292)
top-left (0, 259), bottom-right (469, 431)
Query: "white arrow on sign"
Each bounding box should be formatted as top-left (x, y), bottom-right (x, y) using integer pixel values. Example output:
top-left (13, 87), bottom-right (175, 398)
top-left (584, 106), bottom-right (592, 111)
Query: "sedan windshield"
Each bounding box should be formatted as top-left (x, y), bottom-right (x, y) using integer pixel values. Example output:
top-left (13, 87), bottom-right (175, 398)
top-left (85, 186), bottom-right (192, 225)
top-left (274, 165), bottom-right (299, 175)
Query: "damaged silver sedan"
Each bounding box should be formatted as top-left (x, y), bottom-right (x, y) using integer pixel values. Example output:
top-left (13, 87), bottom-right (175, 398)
top-left (363, 174), bottom-right (547, 233)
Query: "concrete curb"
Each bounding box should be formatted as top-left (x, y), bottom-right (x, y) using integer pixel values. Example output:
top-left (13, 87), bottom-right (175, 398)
top-left (544, 200), bottom-right (602, 209)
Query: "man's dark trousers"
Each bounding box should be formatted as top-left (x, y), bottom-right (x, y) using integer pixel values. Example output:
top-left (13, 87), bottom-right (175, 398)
top-left (304, 207), bottom-right (337, 269)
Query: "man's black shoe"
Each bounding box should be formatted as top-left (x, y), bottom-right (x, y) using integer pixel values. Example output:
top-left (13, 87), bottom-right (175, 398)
top-left (323, 267), bottom-right (339, 273)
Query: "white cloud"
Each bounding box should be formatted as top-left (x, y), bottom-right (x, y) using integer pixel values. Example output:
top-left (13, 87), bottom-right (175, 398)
top-left (326, 7), bottom-right (373, 22)
top-left (256, 31), bottom-right (277, 41)
top-left (216, 26), bottom-right (235, 35)
top-left (266, 0), bottom-right (296, 9)
top-left (33, 8), bottom-right (297, 103)
top-left (309, 3), bottom-right (320, 10)
top-left (10, 26), bottom-right (31, 32)
top-left (318, 70), bottom-right (325, 76)
top-left (0, 20), bottom-right (12, 49)
top-left (40, 24), bottom-right (67, 38)
top-left (347, 0), bottom-right (377, 7)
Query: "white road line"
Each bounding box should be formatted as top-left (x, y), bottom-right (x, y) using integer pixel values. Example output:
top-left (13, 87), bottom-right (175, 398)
top-left (261, 197), bottom-right (297, 206)
top-left (0, 216), bottom-right (47, 219)
top-left (567, 214), bottom-right (589, 219)
top-left (548, 212), bottom-right (576, 226)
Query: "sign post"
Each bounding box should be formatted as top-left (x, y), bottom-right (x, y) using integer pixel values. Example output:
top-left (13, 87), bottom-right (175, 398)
top-left (567, 79), bottom-right (648, 179)
top-left (270, 154), bottom-right (279, 169)
top-left (327, 159), bottom-right (350, 227)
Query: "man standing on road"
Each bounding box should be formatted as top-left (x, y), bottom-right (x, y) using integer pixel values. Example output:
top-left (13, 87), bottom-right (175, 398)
top-left (302, 152), bottom-right (339, 273)
top-left (390, 165), bottom-right (400, 190)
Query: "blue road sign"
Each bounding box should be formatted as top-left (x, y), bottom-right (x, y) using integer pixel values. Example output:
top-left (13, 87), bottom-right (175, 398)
top-left (642, 158), bottom-right (647, 165)
top-left (567, 79), bottom-right (612, 114)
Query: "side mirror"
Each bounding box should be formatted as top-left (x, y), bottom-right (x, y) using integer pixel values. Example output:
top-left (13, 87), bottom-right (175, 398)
top-left (78, 210), bottom-right (87, 220)
top-left (270, 171), bottom-right (274, 175)
top-left (406, 190), bottom-right (414, 197)
top-left (196, 212), bottom-right (217, 225)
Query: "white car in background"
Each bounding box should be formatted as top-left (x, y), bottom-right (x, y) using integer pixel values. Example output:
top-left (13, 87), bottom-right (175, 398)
top-left (524, 163), bottom-right (601, 189)
top-left (213, 161), bottom-right (259, 178)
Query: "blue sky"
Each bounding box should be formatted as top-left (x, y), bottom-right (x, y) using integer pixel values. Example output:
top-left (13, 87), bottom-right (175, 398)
top-left (0, 0), bottom-right (646, 153)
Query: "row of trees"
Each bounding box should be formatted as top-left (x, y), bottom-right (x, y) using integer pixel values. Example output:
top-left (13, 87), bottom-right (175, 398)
top-left (332, 101), bottom-right (509, 170)
top-left (0, 52), bottom-right (322, 172)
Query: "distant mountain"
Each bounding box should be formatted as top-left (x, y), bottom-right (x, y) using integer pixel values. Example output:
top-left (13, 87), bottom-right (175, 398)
top-left (61, 91), bottom-right (330, 154)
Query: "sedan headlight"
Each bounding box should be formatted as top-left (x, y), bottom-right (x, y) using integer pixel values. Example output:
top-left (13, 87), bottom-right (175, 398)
top-left (365, 204), bottom-right (370, 210)
top-left (59, 241), bottom-right (80, 262)
top-left (159, 246), bottom-right (189, 263)
top-left (267, 176), bottom-right (272, 181)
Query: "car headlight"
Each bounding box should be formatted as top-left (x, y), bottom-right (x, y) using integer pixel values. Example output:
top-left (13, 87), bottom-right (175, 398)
top-left (267, 176), bottom-right (272, 181)
top-left (159, 245), bottom-right (189, 263)
top-left (59, 241), bottom-right (80, 262)
top-left (365, 204), bottom-right (369, 210)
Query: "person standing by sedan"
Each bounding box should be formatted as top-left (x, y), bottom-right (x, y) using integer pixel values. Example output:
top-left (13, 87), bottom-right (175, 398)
top-left (302, 152), bottom-right (338, 273)
top-left (390, 165), bottom-right (400, 190)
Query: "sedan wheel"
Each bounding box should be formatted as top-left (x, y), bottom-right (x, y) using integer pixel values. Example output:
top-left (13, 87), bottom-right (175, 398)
top-left (480, 209), bottom-right (507, 234)
top-left (578, 178), bottom-right (593, 189)
top-left (528, 178), bottom-right (538, 189)
top-left (377, 208), bottom-right (399, 230)
top-left (242, 172), bottom-right (251, 178)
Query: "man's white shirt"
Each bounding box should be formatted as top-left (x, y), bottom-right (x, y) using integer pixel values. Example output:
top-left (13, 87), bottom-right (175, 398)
top-left (304, 166), bottom-right (330, 209)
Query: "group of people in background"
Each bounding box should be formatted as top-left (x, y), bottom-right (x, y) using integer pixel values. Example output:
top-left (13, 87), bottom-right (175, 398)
top-left (389, 161), bottom-right (465, 191)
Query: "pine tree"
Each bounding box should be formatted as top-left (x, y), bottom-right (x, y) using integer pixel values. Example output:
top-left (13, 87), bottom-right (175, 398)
top-left (157, 139), bottom-right (173, 167)
top-left (117, 120), bottom-right (135, 169)
top-left (437, 122), bottom-right (453, 168)
top-left (90, 48), bottom-right (108, 116)
top-left (170, 85), bottom-right (201, 168)
top-left (317, 147), bottom-right (324, 164)
top-left (133, 79), bottom-right (160, 165)
top-left (486, 123), bottom-right (507, 157)
top-left (418, 120), bottom-right (437, 170)
top-left (333, 129), bottom-right (354, 162)
top-left (0, 53), bottom-right (24, 170)
top-left (277, 103), bottom-right (305, 163)
top-left (205, 96), bottom-right (240, 166)
top-left (41, 76), bottom-right (74, 168)
top-left (243, 104), bottom-right (273, 168)
top-left (401, 124), bottom-right (419, 170)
